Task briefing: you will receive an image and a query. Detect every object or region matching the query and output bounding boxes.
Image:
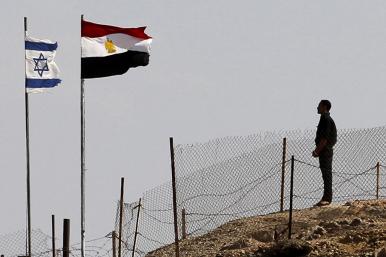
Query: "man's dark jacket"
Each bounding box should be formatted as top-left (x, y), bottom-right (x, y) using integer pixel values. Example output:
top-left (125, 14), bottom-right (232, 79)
top-left (315, 113), bottom-right (337, 148)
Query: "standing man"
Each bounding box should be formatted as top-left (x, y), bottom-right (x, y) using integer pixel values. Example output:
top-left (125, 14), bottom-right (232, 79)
top-left (312, 100), bottom-right (337, 206)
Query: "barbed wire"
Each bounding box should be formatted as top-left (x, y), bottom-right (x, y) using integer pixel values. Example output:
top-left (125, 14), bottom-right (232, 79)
top-left (136, 233), bottom-right (168, 247)
top-left (141, 210), bottom-right (174, 225)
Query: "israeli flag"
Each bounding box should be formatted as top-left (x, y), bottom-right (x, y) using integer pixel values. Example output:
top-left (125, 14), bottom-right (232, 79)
top-left (25, 36), bottom-right (61, 93)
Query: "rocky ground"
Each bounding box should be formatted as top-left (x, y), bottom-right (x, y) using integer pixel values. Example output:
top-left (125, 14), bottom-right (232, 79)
top-left (146, 200), bottom-right (386, 257)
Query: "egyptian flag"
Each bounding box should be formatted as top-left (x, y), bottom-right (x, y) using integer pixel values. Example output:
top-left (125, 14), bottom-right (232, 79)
top-left (81, 20), bottom-right (152, 79)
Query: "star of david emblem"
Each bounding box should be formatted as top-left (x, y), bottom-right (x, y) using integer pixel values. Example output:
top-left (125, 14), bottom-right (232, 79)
top-left (33, 53), bottom-right (49, 77)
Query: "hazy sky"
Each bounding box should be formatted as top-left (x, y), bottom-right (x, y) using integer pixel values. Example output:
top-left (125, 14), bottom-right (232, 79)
top-left (1, 0), bottom-right (386, 246)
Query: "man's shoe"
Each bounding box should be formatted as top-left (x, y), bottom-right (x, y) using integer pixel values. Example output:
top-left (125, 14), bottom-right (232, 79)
top-left (314, 200), bottom-right (331, 207)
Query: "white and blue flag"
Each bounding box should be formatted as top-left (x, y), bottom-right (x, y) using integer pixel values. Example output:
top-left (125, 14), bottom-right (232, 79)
top-left (25, 36), bottom-right (61, 92)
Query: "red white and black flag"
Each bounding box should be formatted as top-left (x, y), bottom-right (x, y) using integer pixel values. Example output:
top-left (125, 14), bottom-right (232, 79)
top-left (81, 20), bottom-right (152, 79)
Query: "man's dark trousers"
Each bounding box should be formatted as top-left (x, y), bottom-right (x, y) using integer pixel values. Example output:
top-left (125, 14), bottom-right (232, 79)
top-left (319, 147), bottom-right (333, 202)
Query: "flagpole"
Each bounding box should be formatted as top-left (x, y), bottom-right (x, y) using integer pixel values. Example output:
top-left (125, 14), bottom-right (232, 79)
top-left (80, 14), bottom-right (86, 257)
top-left (24, 16), bottom-right (32, 257)
top-left (80, 77), bottom-right (85, 257)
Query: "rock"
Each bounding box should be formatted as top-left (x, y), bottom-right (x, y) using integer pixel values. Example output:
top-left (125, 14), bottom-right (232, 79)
top-left (220, 239), bottom-right (249, 251)
top-left (317, 208), bottom-right (346, 220)
top-left (325, 221), bottom-right (340, 230)
top-left (340, 234), bottom-right (366, 244)
top-left (350, 218), bottom-right (363, 226)
top-left (249, 230), bottom-right (274, 243)
top-left (313, 226), bottom-right (327, 235)
top-left (255, 239), bottom-right (312, 257)
top-left (311, 233), bottom-right (321, 240)
top-left (314, 233), bottom-right (322, 240)
top-left (147, 200), bottom-right (386, 257)
top-left (296, 231), bottom-right (308, 240)
top-left (338, 219), bottom-right (350, 226)
top-left (376, 247), bottom-right (386, 257)
top-left (353, 234), bottom-right (366, 243)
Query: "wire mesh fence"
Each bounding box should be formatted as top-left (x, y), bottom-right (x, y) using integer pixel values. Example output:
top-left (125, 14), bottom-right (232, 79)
top-left (118, 126), bottom-right (385, 256)
top-left (0, 229), bottom-right (51, 257)
top-left (69, 235), bottom-right (112, 257)
top-left (0, 229), bottom-right (112, 257)
top-left (114, 182), bottom-right (175, 257)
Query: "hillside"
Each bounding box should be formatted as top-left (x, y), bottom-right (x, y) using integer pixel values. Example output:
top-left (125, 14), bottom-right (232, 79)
top-left (146, 200), bottom-right (386, 257)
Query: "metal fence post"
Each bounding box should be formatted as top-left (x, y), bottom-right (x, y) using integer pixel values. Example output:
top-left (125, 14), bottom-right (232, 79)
top-left (280, 137), bottom-right (287, 212)
top-left (376, 162), bottom-right (380, 200)
top-left (118, 177), bottom-right (125, 257)
top-left (52, 215), bottom-right (55, 257)
top-left (288, 155), bottom-right (294, 239)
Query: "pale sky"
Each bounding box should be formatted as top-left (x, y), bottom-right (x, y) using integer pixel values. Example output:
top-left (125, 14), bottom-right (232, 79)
top-left (1, 0), bottom-right (386, 246)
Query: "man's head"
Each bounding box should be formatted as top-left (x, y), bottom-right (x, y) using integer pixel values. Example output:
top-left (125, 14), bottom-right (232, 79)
top-left (317, 100), bottom-right (331, 114)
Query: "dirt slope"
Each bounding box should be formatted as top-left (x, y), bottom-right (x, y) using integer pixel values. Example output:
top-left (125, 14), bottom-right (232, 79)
top-left (147, 200), bottom-right (386, 257)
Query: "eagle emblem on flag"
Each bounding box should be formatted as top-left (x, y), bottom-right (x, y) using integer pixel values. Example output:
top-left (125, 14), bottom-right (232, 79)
top-left (81, 19), bottom-right (152, 79)
top-left (105, 38), bottom-right (116, 53)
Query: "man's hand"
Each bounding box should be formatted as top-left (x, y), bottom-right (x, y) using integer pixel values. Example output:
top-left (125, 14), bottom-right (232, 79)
top-left (313, 138), bottom-right (327, 158)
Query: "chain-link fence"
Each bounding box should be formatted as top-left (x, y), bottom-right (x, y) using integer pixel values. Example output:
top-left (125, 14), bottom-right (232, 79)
top-left (0, 229), bottom-right (51, 257)
top-left (114, 182), bottom-right (175, 257)
top-left (115, 126), bottom-right (386, 257)
top-left (69, 234), bottom-right (112, 257)
top-left (0, 229), bottom-right (112, 257)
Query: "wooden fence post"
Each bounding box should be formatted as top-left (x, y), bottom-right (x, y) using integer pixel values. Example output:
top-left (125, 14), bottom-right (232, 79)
top-left (132, 198), bottom-right (142, 257)
top-left (288, 156), bottom-right (294, 239)
top-left (376, 162), bottom-right (380, 200)
top-left (280, 137), bottom-right (287, 212)
top-left (63, 219), bottom-right (70, 257)
top-left (112, 231), bottom-right (116, 257)
top-left (181, 209), bottom-right (187, 240)
top-left (169, 137), bottom-right (180, 257)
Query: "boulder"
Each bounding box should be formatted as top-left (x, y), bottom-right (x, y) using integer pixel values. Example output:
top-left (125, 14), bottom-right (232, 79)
top-left (376, 247), bottom-right (386, 257)
top-left (313, 226), bottom-right (327, 236)
top-left (255, 239), bottom-right (312, 257)
top-left (220, 239), bottom-right (249, 251)
top-left (250, 230), bottom-right (274, 243)
top-left (350, 218), bottom-right (363, 226)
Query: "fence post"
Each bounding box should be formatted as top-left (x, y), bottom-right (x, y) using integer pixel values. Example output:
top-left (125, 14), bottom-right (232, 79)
top-left (376, 162), bottom-right (380, 200)
top-left (63, 219), bottom-right (70, 257)
top-left (118, 177), bottom-right (125, 257)
top-left (132, 198), bottom-right (142, 257)
top-left (181, 208), bottom-right (187, 240)
top-left (280, 137), bottom-right (287, 212)
top-left (169, 137), bottom-right (180, 257)
top-left (288, 155), bottom-right (294, 239)
top-left (52, 215), bottom-right (55, 257)
top-left (112, 231), bottom-right (116, 257)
